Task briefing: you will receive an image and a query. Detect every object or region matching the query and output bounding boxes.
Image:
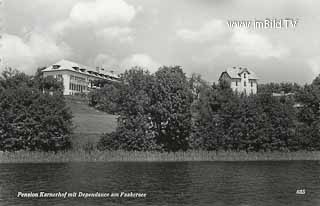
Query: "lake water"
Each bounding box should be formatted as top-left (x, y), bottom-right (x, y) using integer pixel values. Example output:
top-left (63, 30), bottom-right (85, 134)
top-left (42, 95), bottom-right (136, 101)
top-left (0, 161), bottom-right (319, 206)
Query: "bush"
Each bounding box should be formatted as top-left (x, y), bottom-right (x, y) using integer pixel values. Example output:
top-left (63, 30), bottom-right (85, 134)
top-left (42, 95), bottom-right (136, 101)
top-left (88, 80), bottom-right (121, 114)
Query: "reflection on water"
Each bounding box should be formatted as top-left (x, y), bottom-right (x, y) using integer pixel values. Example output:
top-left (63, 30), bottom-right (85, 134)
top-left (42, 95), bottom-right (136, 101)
top-left (0, 161), bottom-right (319, 206)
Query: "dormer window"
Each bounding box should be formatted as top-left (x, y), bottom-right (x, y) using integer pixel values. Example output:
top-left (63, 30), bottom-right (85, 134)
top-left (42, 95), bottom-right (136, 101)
top-left (52, 65), bottom-right (60, 69)
top-left (72, 67), bottom-right (79, 71)
top-left (244, 73), bottom-right (246, 78)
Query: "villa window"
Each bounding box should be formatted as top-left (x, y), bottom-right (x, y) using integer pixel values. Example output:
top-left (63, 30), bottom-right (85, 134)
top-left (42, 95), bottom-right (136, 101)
top-left (244, 81), bottom-right (246, 87)
top-left (236, 81), bottom-right (238, 86)
top-left (251, 81), bottom-right (253, 87)
top-left (52, 65), bottom-right (60, 69)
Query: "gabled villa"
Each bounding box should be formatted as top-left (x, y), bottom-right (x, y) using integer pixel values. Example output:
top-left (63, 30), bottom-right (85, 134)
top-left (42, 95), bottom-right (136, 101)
top-left (219, 67), bottom-right (259, 95)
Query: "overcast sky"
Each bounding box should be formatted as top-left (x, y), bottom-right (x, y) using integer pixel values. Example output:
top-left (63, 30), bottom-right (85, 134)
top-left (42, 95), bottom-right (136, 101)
top-left (1, 0), bottom-right (320, 84)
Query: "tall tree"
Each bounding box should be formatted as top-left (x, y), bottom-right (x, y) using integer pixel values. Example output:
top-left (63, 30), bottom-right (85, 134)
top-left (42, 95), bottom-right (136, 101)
top-left (150, 66), bottom-right (193, 151)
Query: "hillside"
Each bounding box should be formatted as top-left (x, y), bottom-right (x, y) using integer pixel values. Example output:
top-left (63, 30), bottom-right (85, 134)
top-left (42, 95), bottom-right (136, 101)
top-left (65, 96), bottom-right (118, 149)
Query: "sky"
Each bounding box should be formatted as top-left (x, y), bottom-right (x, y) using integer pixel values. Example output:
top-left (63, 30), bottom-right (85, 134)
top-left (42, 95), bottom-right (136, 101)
top-left (1, 0), bottom-right (320, 84)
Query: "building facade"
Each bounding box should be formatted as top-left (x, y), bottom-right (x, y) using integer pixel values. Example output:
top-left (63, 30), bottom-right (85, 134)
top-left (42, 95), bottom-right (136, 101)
top-left (219, 67), bottom-right (259, 95)
top-left (42, 59), bottom-right (119, 95)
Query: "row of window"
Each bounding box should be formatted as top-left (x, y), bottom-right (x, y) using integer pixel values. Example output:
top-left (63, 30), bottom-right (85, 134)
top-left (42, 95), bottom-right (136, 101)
top-left (69, 83), bottom-right (87, 92)
top-left (70, 75), bottom-right (86, 82)
top-left (46, 74), bottom-right (63, 81)
top-left (235, 80), bottom-right (254, 87)
top-left (235, 88), bottom-right (254, 94)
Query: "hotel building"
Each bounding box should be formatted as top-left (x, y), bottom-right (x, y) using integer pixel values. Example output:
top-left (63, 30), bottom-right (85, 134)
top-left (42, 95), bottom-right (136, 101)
top-left (42, 59), bottom-right (119, 95)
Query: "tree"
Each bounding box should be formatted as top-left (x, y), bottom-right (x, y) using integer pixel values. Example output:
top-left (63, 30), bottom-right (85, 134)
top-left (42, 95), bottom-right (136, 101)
top-left (150, 66), bottom-right (193, 151)
top-left (0, 68), bottom-right (72, 151)
top-left (191, 80), bottom-right (240, 151)
top-left (98, 66), bottom-right (193, 152)
top-left (89, 81), bottom-right (121, 114)
top-left (98, 68), bottom-right (160, 151)
top-left (294, 76), bottom-right (320, 150)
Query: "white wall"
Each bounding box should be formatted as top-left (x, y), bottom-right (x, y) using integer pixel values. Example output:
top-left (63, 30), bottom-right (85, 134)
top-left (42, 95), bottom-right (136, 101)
top-left (230, 71), bottom-right (257, 95)
top-left (43, 70), bottom-right (101, 95)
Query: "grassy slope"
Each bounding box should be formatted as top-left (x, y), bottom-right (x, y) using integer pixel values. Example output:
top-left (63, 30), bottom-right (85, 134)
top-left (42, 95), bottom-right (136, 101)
top-left (66, 98), bottom-right (117, 149)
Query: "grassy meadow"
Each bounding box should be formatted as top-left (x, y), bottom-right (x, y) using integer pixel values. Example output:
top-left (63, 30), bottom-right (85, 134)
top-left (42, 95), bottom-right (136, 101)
top-left (66, 97), bottom-right (117, 150)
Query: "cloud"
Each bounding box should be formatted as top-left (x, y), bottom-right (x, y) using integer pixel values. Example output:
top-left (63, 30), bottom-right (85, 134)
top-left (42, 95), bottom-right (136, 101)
top-left (0, 33), bottom-right (72, 73)
top-left (93, 53), bottom-right (119, 69)
top-left (95, 27), bottom-right (133, 43)
top-left (51, 0), bottom-right (137, 45)
top-left (230, 29), bottom-right (289, 59)
top-left (121, 53), bottom-right (161, 72)
top-left (69, 0), bottom-right (136, 26)
top-left (176, 19), bottom-right (227, 43)
top-left (307, 56), bottom-right (320, 77)
top-left (177, 19), bottom-right (289, 62)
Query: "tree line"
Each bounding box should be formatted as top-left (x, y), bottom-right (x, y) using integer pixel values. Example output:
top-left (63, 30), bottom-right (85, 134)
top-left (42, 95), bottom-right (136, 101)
top-left (1, 66), bottom-right (319, 152)
top-left (96, 67), bottom-right (320, 152)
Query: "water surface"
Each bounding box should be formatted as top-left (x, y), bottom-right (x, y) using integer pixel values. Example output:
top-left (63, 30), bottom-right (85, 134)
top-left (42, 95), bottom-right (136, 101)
top-left (0, 161), bottom-right (319, 205)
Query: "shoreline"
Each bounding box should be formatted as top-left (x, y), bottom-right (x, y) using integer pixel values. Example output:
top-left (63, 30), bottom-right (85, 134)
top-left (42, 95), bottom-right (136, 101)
top-left (0, 150), bottom-right (319, 163)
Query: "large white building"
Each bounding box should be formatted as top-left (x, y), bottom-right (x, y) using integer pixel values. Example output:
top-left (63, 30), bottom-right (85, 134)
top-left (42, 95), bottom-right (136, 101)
top-left (42, 59), bottom-right (119, 95)
top-left (219, 67), bottom-right (259, 95)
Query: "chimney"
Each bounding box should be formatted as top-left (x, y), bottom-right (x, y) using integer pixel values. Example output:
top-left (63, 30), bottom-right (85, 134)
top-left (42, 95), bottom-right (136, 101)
top-left (96, 66), bottom-right (100, 73)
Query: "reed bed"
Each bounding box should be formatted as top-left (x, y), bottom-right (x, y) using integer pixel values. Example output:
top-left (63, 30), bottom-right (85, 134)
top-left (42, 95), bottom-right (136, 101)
top-left (0, 150), bottom-right (319, 163)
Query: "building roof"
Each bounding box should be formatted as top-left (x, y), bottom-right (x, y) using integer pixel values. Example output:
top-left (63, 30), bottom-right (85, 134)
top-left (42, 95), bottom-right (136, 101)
top-left (42, 59), bottom-right (119, 79)
top-left (272, 92), bottom-right (295, 97)
top-left (221, 67), bottom-right (259, 80)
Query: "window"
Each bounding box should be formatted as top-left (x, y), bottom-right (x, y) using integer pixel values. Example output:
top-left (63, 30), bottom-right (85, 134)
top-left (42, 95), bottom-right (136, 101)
top-left (251, 89), bottom-right (253, 94)
top-left (244, 81), bottom-right (247, 87)
top-left (52, 65), bottom-right (60, 69)
top-left (236, 81), bottom-right (238, 86)
top-left (72, 67), bottom-right (79, 71)
top-left (55, 74), bottom-right (63, 81)
top-left (251, 81), bottom-right (253, 87)
top-left (244, 73), bottom-right (246, 78)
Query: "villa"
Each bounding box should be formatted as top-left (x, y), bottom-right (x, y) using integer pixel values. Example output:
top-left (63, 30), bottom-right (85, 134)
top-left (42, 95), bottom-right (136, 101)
top-left (219, 67), bottom-right (259, 95)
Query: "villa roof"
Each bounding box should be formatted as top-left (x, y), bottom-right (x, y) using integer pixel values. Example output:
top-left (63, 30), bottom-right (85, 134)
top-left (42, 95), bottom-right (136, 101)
top-left (221, 67), bottom-right (259, 80)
